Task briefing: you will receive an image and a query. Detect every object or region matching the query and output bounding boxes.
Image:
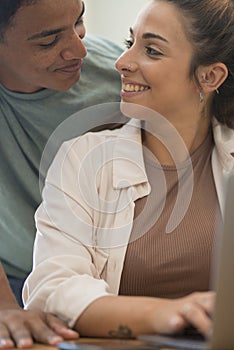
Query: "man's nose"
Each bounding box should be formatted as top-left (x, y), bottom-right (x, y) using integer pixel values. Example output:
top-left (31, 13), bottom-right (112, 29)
top-left (61, 32), bottom-right (87, 60)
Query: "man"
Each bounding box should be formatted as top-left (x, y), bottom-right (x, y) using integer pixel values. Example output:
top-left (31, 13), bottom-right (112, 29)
top-left (0, 0), bottom-right (122, 346)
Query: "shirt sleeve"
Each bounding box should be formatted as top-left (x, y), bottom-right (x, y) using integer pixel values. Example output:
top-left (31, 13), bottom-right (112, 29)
top-left (23, 137), bottom-right (113, 327)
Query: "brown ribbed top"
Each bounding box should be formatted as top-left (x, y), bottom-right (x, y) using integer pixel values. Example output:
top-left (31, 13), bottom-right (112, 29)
top-left (119, 131), bottom-right (221, 298)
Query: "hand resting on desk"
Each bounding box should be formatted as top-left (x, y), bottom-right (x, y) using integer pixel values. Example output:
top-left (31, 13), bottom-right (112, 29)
top-left (0, 264), bottom-right (78, 348)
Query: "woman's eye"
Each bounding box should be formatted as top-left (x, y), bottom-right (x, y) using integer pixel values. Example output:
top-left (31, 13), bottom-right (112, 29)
top-left (39, 36), bottom-right (58, 49)
top-left (145, 46), bottom-right (163, 56)
top-left (124, 39), bottom-right (133, 49)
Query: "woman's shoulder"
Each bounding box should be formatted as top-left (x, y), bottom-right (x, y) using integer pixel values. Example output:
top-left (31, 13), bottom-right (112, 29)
top-left (61, 119), bottom-right (141, 154)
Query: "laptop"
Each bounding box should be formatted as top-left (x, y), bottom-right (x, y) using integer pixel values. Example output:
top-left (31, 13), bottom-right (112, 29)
top-left (138, 171), bottom-right (234, 350)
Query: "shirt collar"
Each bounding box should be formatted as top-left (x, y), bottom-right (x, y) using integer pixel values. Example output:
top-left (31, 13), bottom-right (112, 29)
top-left (212, 118), bottom-right (234, 172)
top-left (112, 119), bottom-right (148, 189)
top-left (112, 117), bottom-right (234, 189)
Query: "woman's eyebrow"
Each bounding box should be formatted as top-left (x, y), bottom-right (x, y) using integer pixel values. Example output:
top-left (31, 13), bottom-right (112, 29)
top-left (142, 32), bottom-right (168, 43)
top-left (27, 1), bottom-right (85, 41)
top-left (129, 27), bottom-right (169, 43)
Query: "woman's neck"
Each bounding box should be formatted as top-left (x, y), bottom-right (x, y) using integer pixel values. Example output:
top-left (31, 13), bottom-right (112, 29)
top-left (143, 115), bottom-right (211, 166)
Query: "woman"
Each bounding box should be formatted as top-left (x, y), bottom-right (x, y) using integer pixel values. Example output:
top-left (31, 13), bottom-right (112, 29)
top-left (24, 0), bottom-right (234, 339)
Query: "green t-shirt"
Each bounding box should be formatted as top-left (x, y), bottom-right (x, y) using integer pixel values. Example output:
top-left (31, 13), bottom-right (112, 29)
top-left (0, 35), bottom-right (123, 279)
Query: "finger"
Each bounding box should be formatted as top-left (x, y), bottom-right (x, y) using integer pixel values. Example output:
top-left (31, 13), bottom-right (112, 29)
top-left (198, 293), bottom-right (215, 316)
top-left (0, 323), bottom-right (16, 349)
top-left (0, 339), bottom-right (14, 349)
top-left (7, 317), bottom-right (62, 347)
top-left (180, 302), bottom-right (212, 337)
top-left (5, 322), bottom-right (34, 349)
top-left (45, 314), bottom-right (79, 339)
top-left (27, 318), bottom-right (64, 346)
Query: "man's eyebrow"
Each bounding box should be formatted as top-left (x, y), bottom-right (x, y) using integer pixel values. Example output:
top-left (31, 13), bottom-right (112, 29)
top-left (27, 27), bottom-right (65, 40)
top-left (27, 1), bottom-right (85, 41)
top-left (129, 27), bottom-right (169, 43)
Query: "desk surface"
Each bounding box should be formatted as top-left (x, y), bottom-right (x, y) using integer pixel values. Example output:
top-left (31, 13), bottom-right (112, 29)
top-left (23, 338), bottom-right (172, 350)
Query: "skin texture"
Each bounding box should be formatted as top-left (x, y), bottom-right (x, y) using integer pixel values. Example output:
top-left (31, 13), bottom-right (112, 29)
top-left (0, 0), bottom-right (86, 93)
top-left (73, 0), bottom-right (227, 338)
top-left (0, 264), bottom-right (79, 348)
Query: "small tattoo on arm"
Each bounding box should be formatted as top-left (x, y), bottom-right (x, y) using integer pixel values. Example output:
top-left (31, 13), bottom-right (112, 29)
top-left (108, 325), bottom-right (132, 339)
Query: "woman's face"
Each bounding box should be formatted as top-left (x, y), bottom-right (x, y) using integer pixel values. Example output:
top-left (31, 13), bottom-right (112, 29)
top-left (115, 0), bottom-right (199, 121)
top-left (0, 0), bottom-right (86, 93)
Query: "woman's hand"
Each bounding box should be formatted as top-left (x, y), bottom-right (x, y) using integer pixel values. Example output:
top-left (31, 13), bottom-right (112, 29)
top-left (0, 308), bottom-right (79, 348)
top-left (148, 291), bottom-right (215, 337)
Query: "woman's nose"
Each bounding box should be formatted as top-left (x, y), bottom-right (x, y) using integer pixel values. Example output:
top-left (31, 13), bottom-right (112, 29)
top-left (115, 53), bottom-right (137, 74)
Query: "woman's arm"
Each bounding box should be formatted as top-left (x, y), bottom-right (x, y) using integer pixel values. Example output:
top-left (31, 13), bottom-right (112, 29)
top-left (75, 293), bottom-right (214, 338)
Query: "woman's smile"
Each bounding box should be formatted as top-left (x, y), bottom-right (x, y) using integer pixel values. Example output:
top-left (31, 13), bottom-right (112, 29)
top-left (121, 78), bottom-right (150, 97)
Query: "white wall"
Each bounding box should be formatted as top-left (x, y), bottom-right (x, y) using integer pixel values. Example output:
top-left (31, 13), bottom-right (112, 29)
top-left (84, 0), bottom-right (147, 47)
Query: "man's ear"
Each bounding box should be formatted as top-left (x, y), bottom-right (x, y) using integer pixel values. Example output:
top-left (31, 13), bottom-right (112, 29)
top-left (198, 63), bottom-right (228, 93)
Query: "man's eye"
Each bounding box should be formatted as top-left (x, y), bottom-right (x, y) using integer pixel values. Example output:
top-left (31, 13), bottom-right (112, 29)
top-left (39, 36), bottom-right (58, 48)
top-left (124, 39), bottom-right (133, 49)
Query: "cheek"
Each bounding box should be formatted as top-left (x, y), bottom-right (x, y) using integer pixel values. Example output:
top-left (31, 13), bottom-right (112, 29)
top-left (32, 50), bottom-right (60, 70)
top-left (141, 61), bottom-right (165, 84)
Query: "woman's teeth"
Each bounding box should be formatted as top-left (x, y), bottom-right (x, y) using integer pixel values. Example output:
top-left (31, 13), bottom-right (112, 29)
top-left (123, 83), bottom-right (149, 92)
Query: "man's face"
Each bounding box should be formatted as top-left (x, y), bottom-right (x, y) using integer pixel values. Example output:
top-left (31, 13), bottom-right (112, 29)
top-left (0, 0), bottom-right (87, 93)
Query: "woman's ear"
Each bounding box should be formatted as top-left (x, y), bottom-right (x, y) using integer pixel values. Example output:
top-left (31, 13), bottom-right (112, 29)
top-left (198, 63), bottom-right (228, 93)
